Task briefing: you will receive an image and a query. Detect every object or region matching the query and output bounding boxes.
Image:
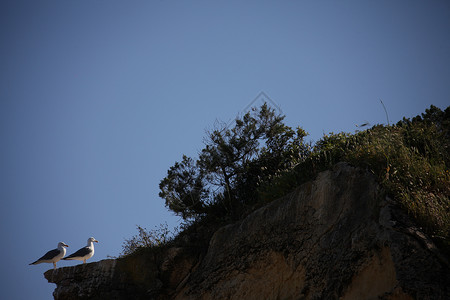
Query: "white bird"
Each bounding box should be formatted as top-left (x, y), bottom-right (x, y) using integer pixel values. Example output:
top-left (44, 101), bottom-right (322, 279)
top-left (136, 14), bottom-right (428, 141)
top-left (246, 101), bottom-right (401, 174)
top-left (29, 242), bottom-right (69, 270)
top-left (63, 237), bottom-right (98, 264)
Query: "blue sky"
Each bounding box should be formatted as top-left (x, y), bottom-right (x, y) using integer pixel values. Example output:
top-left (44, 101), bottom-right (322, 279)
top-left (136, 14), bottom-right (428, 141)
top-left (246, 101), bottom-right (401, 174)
top-left (1, 1), bottom-right (449, 299)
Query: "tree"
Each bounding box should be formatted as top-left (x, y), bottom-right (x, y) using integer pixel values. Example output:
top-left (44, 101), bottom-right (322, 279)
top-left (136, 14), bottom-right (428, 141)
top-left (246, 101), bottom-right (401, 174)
top-left (159, 103), bottom-right (308, 220)
top-left (159, 155), bottom-right (208, 219)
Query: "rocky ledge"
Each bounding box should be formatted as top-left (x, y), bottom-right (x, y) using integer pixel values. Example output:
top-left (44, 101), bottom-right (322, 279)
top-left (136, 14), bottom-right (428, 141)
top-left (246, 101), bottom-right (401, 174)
top-left (45, 163), bottom-right (449, 299)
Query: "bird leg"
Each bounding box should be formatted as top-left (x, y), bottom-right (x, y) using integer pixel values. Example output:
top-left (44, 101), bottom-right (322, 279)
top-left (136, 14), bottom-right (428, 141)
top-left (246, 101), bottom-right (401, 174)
top-left (83, 260), bottom-right (86, 264)
top-left (53, 262), bottom-right (56, 270)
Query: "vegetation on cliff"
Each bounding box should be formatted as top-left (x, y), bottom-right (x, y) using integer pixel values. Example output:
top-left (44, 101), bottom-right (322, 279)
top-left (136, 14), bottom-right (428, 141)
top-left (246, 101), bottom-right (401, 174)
top-left (123, 104), bottom-right (449, 256)
top-left (265, 105), bottom-right (449, 249)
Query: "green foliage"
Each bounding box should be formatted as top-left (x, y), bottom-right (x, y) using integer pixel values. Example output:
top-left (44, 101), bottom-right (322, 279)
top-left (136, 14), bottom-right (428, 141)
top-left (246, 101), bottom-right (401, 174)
top-left (159, 155), bottom-right (208, 219)
top-left (347, 124), bottom-right (449, 239)
top-left (159, 103), bottom-right (309, 221)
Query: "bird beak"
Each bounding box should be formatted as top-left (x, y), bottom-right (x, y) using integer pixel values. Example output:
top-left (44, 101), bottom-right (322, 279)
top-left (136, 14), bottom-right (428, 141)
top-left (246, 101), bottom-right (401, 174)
top-left (95, 240), bottom-right (99, 243)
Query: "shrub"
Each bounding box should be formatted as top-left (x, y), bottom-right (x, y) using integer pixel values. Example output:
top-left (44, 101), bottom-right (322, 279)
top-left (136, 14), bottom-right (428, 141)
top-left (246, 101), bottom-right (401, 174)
top-left (121, 223), bottom-right (176, 256)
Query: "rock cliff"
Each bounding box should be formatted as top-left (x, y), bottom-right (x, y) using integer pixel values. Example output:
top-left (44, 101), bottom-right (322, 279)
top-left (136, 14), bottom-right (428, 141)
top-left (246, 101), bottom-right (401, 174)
top-left (45, 163), bottom-right (449, 299)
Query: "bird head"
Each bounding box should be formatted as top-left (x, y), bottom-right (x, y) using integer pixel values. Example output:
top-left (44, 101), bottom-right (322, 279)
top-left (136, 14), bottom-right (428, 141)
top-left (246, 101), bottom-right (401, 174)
top-left (88, 237), bottom-right (99, 244)
top-left (58, 242), bottom-right (69, 248)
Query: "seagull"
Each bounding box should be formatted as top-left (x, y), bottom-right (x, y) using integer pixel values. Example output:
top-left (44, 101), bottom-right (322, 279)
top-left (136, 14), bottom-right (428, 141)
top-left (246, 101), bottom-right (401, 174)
top-left (29, 242), bottom-right (69, 270)
top-left (63, 237), bottom-right (98, 264)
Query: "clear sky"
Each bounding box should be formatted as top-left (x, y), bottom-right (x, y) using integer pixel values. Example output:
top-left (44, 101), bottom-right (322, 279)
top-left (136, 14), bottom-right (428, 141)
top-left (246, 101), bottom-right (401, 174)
top-left (1, 1), bottom-right (449, 299)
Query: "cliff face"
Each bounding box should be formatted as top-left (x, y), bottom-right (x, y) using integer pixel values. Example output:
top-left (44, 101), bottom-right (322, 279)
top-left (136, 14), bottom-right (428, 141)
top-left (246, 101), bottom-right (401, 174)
top-left (45, 163), bottom-right (450, 299)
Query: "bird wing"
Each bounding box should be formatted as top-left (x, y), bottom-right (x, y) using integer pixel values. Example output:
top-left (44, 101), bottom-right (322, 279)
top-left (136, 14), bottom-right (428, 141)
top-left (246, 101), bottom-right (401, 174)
top-left (37, 248), bottom-right (61, 261)
top-left (65, 246), bottom-right (91, 258)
